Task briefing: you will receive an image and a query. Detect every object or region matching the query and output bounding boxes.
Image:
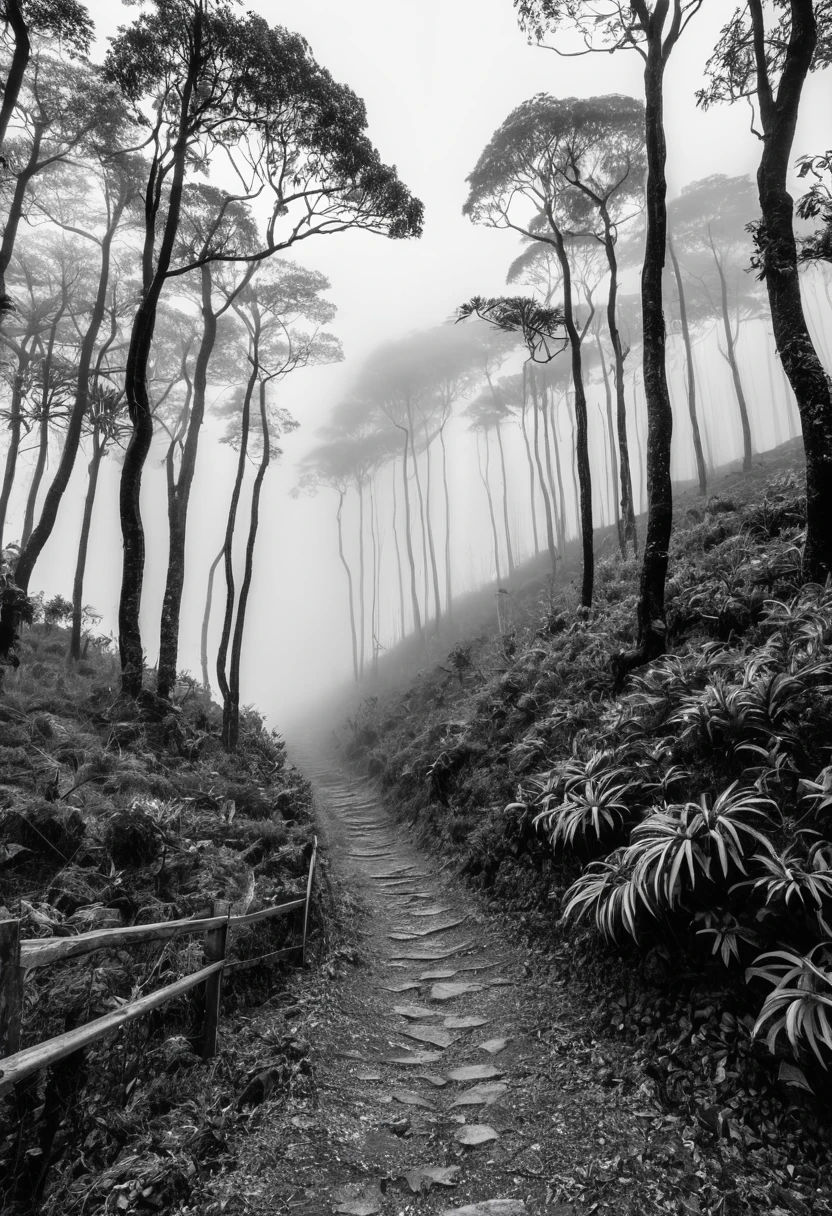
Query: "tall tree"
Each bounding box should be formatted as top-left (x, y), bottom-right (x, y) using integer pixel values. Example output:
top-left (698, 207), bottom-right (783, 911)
top-left (516, 0), bottom-right (704, 667)
top-left (104, 0), bottom-right (423, 697)
top-left (701, 0), bottom-right (832, 581)
top-left (665, 231), bottom-right (707, 494)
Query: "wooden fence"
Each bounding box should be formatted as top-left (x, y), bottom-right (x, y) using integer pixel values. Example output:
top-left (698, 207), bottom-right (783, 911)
top-left (0, 836), bottom-right (317, 1098)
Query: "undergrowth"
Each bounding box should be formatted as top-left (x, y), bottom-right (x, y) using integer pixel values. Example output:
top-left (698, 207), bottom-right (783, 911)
top-left (343, 458), bottom-right (832, 1168)
top-left (0, 619), bottom-right (316, 1215)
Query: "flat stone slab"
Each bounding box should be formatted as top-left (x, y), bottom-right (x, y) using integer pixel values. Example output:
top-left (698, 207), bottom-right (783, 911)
top-left (454, 1124), bottom-right (499, 1147)
top-left (391, 1089), bottom-right (436, 1110)
top-left (385, 1051), bottom-right (443, 1066)
top-left (449, 1082), bottom-right (508, 1108)
top-left (388, 918), bottom-right (468, 940)
top-left (380, 982), bottom-right (422, 993)
top-left (479, 1038), bottom-right (509, 1055)
top-left (391, 942), bottom-right (474, 962)
top-left (447, 1064), bottom-right (504, 1082)
top-left (400, 1024), bottom-right (456, 1049)
top-left (440, 1203), bottom-right (527, 1216)
top-left (430, 981), bottom-right (483, 1002)
top-left (394, 1004), bottom-right (439, 1020)
top-left (444, 1015), bottom-right (488, 1029)
top-left (404, 1165), bottom-right (461, 1194)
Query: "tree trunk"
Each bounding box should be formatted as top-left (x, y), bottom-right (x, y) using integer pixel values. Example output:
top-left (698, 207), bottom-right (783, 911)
top-left (766, 329), bottom-right (784, 448)
top-left (369, 477), bottom-right (379, 675)
top-left (226, 377), bottom-right (270, 751)
top-left (423, 422), bottom-right (443, 625)
top-left (0, 0), bottom-right (30, 156)
top-left (713, 246), bottom-right (754, 471)
top-left (0, 347), bottom-right (29, 547)
top-left (616, 31), bottom-right (675, 677)
top-left (540, 385), bottom-right (563, 552)
top-left (119, 23), bottom-right (200, 697)
top-left (439, 424), bottom-right (453, 621)
top-left (157, 262), bottom-right (217, 700)
top-left (494, 422), bottom-right (515, 577)
top-left (477, 432), bottom-right (502, 584)
top-left (391, 465), bottom-right (406, 639)
top-left (69, 436), bottom-right (104, 661)
top-left (600, 206), bottom-right (637, 553)
top-left (748, 0), bottom-right (832, 581)
top-left (631, 371), bottom-right (644, 513)
top-left (595, 329), bottom-right (623, 552)
top-left (528, 365), bottom-right (557, 574)
top-left (597, 401), bottom-right (613, 528)
top-left (519, 395), bottom-right (539, 556)
top-left (0, 123), bottom-right (43, 321)
top-left (568, 391), bottom-right (581, 530)
top-left (12, 193), bottom-right (126, 596)
top-left (668, 234), bottom-right (707, 494)
top-left (357, 478), bottom-right (366, 676)
top-left (336, 489), bottom-right (360, 681)
top-left (21, 310), bottom-right (63, 547)
top-left (407, 403), bottom-right (430, 624)
top-left (200, 544), bottom-right (223, 689)
top-left (217, 351), bottom-right (258, 747)
top-left (550, 223), bottom-right (593, 605)
top-left (551, 392), bottom-right (568, 550)
top-left (398, 425), bottom-right (423, 642)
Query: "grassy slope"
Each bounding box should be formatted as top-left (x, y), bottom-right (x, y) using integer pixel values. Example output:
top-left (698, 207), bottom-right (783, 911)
top-left (0, 625), bottom-right (317, 1215)
top-left (339, 443), bottom-right (832, 1172)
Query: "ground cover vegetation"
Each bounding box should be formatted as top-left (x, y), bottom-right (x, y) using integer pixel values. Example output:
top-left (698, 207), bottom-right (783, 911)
top-left (341, 447), bottom-right (832, 1171)
top-left (0, 611), bottom-right (318, 1213)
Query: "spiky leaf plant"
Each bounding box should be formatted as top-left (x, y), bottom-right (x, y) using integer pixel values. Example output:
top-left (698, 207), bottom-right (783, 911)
top-left (749, 945), bottom-right (832, 1068)
top-left (738, 846), bottom-right (832, 935)
top-left (625, 785), bottom-right (776, 912)
top-left (561, 848), bottom-right (643, 942)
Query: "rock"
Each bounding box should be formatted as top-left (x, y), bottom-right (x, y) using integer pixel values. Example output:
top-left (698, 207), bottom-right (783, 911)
top-left (430, 981), bottom-right (483, 1002)
top-left (400, 1025), bottom-right (456, 1049)
top-left (454, 1124), bottom-right (500, 1146)
top-left (440, 1203), bottom-right (527, 1216)
top-left (448, 1065), bottom-right (503, 1082)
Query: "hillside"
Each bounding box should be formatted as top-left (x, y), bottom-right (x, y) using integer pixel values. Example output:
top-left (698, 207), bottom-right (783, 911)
top-left (0, 622), bottom-right (317, 1215)
top-left (336, 443), bottom-right (832, 1156)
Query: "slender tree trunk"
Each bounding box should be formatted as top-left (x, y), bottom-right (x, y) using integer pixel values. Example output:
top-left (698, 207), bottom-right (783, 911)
top-left (713, 249), bottom-right (754, 471)
top-left (766, 330), bottom-right (784, 448)
top-left (528, 365), bottom-right (557, 574)
top-left (519, 397), bottom-right (539, 556)
top-left (631, 372), bottom-right (644, 514)
top-left (217, 348), bottom-right (259, 747)
top-left (157, 262), bottom-right (217, 700)
top-left (540, 386), bottom-right (562, 552)
top-left (119, 26), bottom-right (200, 697)
top-left (595, 330), bottom-right (623, 552)
top-left (200, 544), bottom-right (223, 689)
top-left (568, 391), bottom-right (581, 530)
top-left (0, 0), bottom-right (30, 157)
top-left (21, 311), bottom-right (62, 547)
top-left (551, 392), bottom-right (568, 550)
top-left (477, 432), bottom-right (502, 584)
top-left (0, 123), bottom-right (42, 320)
top-left (12, 194), bottom-right (125, 596)
top-left (391, 466), bottom-right (406, 638)
top-left (407, 403), bottom-right (430, 623)
top-left (369, 477), bottom-right (379, 674)
top-left (600, 208), bottom-right (637, 554)
top-left (748, 0), bottom-right (832, 581)
top-left (550, 223), bottom-right (593, 605)
top-left (494, 422), bottom-right (515, 577)
top-left (226, 377), bottom-right (270, 751)
top-left (357, 478), bottom-right (366, 676)
top-left (336, 490), bottom-right (360, 681)
top-left (0, 348), bottom-right (29, 547)
top-left (668, 234), bottom-right (707, 494)
top-left (617, 28), bottom-right (676, 676)
top-left (69, 436), bottom-right (104, 662)
top-left (439, 424), bottom-right (453, 621)
top-left (398, 425), bottom-right (423, 642)
top-left (422, 422), bottom-right (443, 625)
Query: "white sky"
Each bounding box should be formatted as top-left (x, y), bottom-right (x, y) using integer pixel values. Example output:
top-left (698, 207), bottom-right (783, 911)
top-left (10, 0), bottom-right (831, 730)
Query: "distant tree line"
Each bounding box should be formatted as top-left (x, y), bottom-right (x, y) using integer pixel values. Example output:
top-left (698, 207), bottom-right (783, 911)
top-left (0, 0), bottom-right (422, 745)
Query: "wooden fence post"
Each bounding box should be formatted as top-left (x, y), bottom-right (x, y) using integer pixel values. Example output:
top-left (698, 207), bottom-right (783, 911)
top-left (0, 919), bottom-right (22, 1060)
top-left (201, 902), bottom-right (229, 1060)
top-left (302, 838), bottom-right (317, 968)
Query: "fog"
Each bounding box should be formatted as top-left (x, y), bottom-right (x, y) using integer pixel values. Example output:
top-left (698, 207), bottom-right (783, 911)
top-left (2, 0), bottom-right (830, 733)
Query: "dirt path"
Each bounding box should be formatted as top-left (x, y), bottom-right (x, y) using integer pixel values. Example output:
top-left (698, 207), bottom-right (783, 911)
top-left (201, 743), bottom-right (735, 1216)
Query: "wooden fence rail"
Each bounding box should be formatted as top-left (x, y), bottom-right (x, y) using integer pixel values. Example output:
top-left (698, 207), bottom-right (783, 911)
top-left (0, 837), bottom-right (318, 1098)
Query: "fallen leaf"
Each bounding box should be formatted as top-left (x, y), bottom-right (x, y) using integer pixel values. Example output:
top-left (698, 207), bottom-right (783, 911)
top-left (454, 1124), bottom-right (500, 1146)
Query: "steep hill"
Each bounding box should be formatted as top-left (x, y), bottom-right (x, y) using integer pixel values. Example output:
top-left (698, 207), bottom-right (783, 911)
top-left (0, 622), bottom-right (316, 1214)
